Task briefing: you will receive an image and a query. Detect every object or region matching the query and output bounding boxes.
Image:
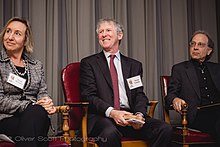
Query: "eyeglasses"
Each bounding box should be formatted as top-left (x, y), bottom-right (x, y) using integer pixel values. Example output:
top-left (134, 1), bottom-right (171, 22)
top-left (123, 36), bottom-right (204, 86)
top-left (189, 41), bottom-right (208, 48)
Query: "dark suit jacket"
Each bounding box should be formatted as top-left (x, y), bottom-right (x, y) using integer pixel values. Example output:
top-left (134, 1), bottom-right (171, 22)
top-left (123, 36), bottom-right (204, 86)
top-left (166, 60), bottom-right (220, 125)
top-left (80, 51), bottom-right (148, 134)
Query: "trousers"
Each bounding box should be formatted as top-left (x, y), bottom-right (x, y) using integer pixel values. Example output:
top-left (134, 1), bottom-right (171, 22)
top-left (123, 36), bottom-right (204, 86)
top-left (89, 115), bottom-right (172, 147)
top-left (190, 107), bottom-right (220, 144)
top-left (0, 104), bottom-right (50, 147)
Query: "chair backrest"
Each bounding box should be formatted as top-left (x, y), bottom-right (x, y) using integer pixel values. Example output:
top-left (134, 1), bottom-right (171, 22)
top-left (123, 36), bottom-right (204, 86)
top-left (160, 76), bottom-right (171, 124)
top-left (61, 62), bottom-right (83, 130)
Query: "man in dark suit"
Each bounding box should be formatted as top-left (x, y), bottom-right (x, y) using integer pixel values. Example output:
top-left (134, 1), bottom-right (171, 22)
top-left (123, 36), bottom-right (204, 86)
top-left (166, 30), bottom-right (220, 144)
top-left (80, 18), bottom-right (172, 147)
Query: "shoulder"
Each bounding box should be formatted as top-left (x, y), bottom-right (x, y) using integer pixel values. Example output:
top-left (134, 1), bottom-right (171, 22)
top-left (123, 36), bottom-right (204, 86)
top-left (25, 57), bottom-right (43, 71)
top-left (21, 51), bottom-right (43, 67)
top-left (206, 61), bottom-right (220, 67)
top-left (121, 54), bottom-right (142, 65)
top-left (172, 61), bottom-right (190, 69)
top-left (81, 52), bottom-right (106, 65)
top-left (173, 60), bottom-right (189, 67)
top-left (27, 58), bottom-right (43, 67)
top-left (206, 61), bottom-right (220, 73)
top-left (81, 53), bottom-right (100, 62)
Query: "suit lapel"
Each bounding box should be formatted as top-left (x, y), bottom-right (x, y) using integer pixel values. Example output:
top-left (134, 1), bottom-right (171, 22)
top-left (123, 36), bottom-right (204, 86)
top-left (186, 61), bottom-right (201, 98)
top-left (96, 52), bottom-right (133, 100)
top-left (96, 52), bottom-right (113, 89)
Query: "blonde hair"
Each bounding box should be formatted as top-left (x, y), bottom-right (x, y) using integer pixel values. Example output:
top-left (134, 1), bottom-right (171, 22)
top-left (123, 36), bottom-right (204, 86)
top-left (0, 17), bottom-right (34, 53)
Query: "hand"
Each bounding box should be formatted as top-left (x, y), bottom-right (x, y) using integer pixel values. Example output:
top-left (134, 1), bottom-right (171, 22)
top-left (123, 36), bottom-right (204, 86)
top-left (172, 97), bottom-right (186, 114)
top-left (126, 114), bottom-right (145, 130)
top-left (36, 97), bottom-right (56, 114)
top-left (110, 109), bottom-right (132, 127)
top-left (47, 106), bottom-right (56, 115)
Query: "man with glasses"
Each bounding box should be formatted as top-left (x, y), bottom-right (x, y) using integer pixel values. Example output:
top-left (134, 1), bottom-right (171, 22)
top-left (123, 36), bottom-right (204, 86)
top-left (166, 30), bottom-right (220, 144)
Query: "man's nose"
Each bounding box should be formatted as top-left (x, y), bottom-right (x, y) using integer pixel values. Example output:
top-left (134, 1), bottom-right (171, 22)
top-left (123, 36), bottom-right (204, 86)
top-left (193, 46), bottom-right (199, 50)
top-left (101, 30), bottom-right (107, 36)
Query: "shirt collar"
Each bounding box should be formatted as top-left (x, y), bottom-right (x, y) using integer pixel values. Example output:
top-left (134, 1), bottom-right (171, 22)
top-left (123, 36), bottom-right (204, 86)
top-left (103, 50), bottom-right (121, 61)
top-left (191, 59), bottom-right (206, 67)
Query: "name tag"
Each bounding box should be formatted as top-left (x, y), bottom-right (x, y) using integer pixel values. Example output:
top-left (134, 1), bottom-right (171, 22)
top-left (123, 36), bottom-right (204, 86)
top-left (127, 75), bottom-right (143, 90)
top-left (7, 73), bottom-right (26, 89)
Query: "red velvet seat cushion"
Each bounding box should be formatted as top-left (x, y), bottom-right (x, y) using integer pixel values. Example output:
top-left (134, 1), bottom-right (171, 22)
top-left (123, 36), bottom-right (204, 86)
top-left (173, 128), bottom-right (214, 144)
top-left (48, 137), bottom-right (69, 147)
top-left (0, 141), bottom-right (15, 147)
top-left (49, 140), bottom-right (69, 147)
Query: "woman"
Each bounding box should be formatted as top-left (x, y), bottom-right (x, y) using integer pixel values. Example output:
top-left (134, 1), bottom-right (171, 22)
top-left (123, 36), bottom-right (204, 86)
top-left (0, 17), bottom-right (56, 147)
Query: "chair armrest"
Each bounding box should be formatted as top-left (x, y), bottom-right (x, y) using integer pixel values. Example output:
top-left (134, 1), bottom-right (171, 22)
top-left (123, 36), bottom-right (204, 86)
top-left (165, 103), bottom-right (189, 136)
top-left (181, 104), bottom-right (188, 136)
top-left (54, 105), bottom-right (70, 143)
top-left (148, 100), bottom-right (158, 118)
top-left (165, 103), bottom-right (188, 124)
top-left (64, 102), bottom-right (89, 107)
top-left (55, 105), bottom-right (70, 113)
top-left (197, 102), bottom-right (220, 110)
top-left (64, 102), bottom-right (89, 147)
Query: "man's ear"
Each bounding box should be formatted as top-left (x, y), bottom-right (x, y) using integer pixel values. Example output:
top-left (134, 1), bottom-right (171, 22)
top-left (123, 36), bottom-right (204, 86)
top-left (207, 47), bottom-right (213, 55)
top-left (118, 32), bottom-right (123, 40)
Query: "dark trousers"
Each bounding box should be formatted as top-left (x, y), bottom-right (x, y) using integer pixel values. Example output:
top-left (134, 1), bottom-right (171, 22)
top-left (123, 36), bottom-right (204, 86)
top-left (190, 107), bottom-right (220, 145)
top-left (0, 104), bottom-right (50, 147)
top-left (89, 116), bottom-right (172, 147)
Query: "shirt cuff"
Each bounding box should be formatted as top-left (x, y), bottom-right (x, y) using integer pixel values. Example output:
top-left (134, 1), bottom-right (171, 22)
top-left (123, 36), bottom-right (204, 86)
top-left (135, 112), bottom-right (144, 117)
top-left (105, 107), bottom-right (114, 117)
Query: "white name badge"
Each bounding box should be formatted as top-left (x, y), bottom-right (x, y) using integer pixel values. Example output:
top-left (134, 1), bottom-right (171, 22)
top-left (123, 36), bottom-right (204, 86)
top-left (127, 75), bottom-right (143, 90)
top-left (7, 73), bottom-right (26, 89)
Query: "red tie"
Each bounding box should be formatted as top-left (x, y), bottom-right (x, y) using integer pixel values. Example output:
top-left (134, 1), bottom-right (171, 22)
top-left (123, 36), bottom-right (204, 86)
top-left (110, 55), bottom-right (120, 109)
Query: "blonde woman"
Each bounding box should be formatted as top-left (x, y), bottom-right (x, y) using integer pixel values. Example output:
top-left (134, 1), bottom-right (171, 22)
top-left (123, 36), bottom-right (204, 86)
top-left (0, 17), bottom-right (56, 147)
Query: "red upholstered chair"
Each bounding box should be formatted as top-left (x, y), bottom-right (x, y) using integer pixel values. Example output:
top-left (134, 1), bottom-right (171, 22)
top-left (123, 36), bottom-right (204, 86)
top-left (160, 75), bottom-right (216, 147)
top-left (61, 62), bottom-right (158, 147)
top-left (0, 141), bottom-right (14, 147)
top-left (0, 105), bottom-right (70, 147)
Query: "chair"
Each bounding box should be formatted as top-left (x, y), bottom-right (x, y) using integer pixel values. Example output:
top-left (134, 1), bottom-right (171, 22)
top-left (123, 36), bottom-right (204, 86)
top-left (160, 75), bottom-right (216, 147)
top-left (61, 62), bottom-right (158, 147)
top-left (0, 105), bottom-right (70, 147)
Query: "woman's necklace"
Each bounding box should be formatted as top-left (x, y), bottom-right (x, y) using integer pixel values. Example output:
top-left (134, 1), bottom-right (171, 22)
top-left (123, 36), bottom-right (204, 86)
top-left (10, 59), bottom-right (28, 76)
